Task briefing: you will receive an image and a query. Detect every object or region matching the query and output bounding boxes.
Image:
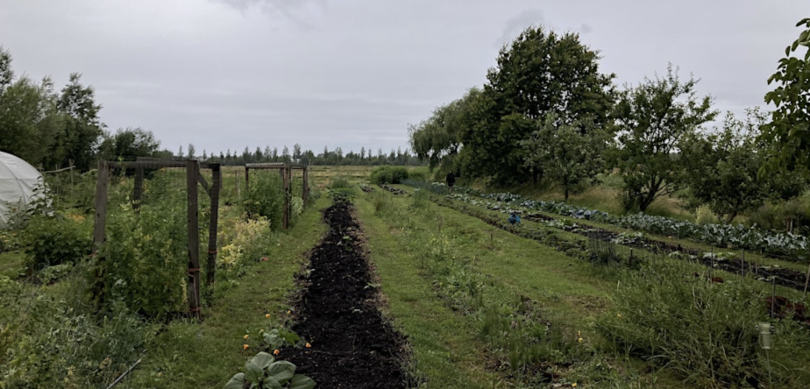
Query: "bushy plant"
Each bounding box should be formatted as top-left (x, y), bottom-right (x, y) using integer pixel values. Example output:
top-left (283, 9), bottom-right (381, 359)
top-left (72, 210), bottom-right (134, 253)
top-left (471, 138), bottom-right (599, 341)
top-left (22, 213), bottom-right (92, 271)
top-left (224, 352), bottom-right (315, 389)
top-left (369, 166), bottom-right (409, 184)
top-left (695, 204), bottom-right (719, 226)
top-left (598, 261), bottom-right (810, 388)
top-left (97, 187), bottom-right (190, 317)
top-left (219, 217), bottom-right (272, 270)
top-left (0, 278), bottom-right (151, 388)
top-left (244, 173), bottom-right (285, 230)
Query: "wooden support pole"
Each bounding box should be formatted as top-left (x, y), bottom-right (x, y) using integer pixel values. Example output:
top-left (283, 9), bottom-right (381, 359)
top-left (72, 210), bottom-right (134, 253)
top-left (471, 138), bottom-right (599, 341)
top-left (283, 165), bottom-right (290, 230)
top-left (186, 160), bottom-right (201, 320)
top-left (206, 165), bottom-right (221, 299)
top-left (303, 166), bottom-right (309, 205)
top-left (133, 166), bottom-right (144, 211)
top-left (91, 160), bottom-right (110, 307)
top-left (245, 166), bottom-right (250, 193)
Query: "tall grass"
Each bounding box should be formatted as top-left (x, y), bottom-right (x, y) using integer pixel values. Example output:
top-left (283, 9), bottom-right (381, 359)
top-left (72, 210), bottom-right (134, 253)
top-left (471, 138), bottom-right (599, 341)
top-left (598, 260), bottom-right (810, 388)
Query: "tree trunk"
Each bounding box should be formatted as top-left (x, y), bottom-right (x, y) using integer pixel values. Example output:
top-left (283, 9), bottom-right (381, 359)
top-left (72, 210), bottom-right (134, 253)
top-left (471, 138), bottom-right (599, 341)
top-left (564, 186), bottom-right (569, 202)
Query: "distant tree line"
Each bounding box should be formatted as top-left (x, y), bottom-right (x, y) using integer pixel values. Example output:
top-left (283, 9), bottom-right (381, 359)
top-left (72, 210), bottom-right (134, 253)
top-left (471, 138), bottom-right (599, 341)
top-left (409, 21), bottom-right (810, 221)
top-left (0, 46), bottom-right (423, 172)
top-left (164, 144), bottom-right (423, 167)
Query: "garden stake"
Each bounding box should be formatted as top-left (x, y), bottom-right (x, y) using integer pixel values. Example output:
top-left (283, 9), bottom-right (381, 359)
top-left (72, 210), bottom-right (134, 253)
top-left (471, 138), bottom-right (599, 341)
top-left (771, 277), bottom-right (777, 318)
top-left (106, 358), bottom-right (142, 389)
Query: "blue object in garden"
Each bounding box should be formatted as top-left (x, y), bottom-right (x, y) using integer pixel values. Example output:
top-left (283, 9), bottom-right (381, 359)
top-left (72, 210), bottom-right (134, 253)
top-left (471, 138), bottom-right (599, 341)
top-left (508, 213), bottom-right (521, 225)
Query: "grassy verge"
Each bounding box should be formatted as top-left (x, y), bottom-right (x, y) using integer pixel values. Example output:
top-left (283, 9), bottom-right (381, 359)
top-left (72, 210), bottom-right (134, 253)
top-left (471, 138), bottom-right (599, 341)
top-left (129, 197), bottom-right (329, 388)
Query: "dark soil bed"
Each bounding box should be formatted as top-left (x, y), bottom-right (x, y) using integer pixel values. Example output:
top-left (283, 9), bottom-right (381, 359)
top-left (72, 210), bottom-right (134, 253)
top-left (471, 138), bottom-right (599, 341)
top-left (283, 200), bottom-right (408, 389)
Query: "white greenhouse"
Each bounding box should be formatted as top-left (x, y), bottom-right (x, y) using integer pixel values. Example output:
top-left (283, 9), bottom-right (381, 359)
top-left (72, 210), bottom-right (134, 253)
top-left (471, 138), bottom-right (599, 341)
top-left (0, 151), bottom-right (44, 228)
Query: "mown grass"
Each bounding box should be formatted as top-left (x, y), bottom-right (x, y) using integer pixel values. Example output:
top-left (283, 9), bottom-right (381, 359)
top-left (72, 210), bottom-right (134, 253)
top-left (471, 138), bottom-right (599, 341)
top-left (357, 198), bottom-right (500, 388)
top-left (128, 196), bottom-right (329, 388)
top-left (357, 188), bottom-right (684, 388)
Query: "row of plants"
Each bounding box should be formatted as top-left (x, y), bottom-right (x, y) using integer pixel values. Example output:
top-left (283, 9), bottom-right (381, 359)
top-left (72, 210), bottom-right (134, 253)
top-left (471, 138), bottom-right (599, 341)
top-left (413, 182), bottom-right (810, 261)
top-left (370, 190), bottom-right (593, 386)
top-left (400, 189), bottom-right (810, 387)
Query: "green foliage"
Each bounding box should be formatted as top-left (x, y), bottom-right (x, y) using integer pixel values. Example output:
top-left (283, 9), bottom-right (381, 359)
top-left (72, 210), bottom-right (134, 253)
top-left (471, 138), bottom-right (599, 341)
top-left (694, 205), bottom-right (719, 226)
top-left (682, 109), bottom-right (805, 223)
top-left (369, 165), bottom-right (409, 184)
top-left (98, 177), bottom-right (191, 317)
top-left (520, 113), bottom-right (608, 201)
top-left (761, 18), bottom-right (810, 172)
top-left (22, 213), bottom-right (92, 271)
top-left (36, 262), bottom-right (74, 284)
top-left (370, 190), bottom-right (394, 215)
top-left (609, 65), bottom-right (717, 212)
top-left (244, 173), bottom-right (284, 230)
top-left (598, 260), bottom-right (810, 388)
top-left (0, 279), bottom-right (151, 388)
top-left (326, 176), bottom-right (356, 202)
top-left (327, 175), bottom-right (352, 190)
top-left (98, 127), bottom-right (161, 161)
top-left (458, 25), bottom-right (615, 185)
top-left (224, 352), bottom-right (315, 389)
top-left (409, 88), bottom-right (480, 172)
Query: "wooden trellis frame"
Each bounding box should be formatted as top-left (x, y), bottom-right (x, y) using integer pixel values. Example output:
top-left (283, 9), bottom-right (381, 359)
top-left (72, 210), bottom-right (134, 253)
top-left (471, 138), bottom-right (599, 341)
top-left (92, 159), bottom-right (221, 321)
top-left (244, 163), bottom-right (309, 230)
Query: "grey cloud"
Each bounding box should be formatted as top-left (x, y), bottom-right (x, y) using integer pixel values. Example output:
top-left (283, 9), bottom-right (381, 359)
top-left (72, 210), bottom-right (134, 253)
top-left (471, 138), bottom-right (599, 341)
top-left (497, 8), bottom-right (544, 47)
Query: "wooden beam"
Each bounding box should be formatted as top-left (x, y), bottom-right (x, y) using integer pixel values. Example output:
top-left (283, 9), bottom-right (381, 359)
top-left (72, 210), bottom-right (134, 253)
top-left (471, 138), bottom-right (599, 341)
top-left (93, 161), bottom-right (110, 251)
top-left (206, 165), bottom-right (221, 298)
top-left (186, 160), bottom-right (201, 320)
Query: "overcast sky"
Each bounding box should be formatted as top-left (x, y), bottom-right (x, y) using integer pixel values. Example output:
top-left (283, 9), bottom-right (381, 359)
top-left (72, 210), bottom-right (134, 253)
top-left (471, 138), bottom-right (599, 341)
top-left (1, 0), bottom-right (807, 156)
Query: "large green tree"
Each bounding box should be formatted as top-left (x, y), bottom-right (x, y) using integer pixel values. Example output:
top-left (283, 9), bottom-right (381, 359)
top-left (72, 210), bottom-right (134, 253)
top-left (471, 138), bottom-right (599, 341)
top-left (45, 73), bottom-right (105, 171)
top-left (682, 109), bottom-right (771, 223)
top-left (459, 26), bottom-right (615, 185)
top-left (0, 48), bottom-right (64, 167)
top-left (520, 113), bottom-right (608, 201)
top-left (98, 127), bottom-right (161, 161)
top-left (609, 65), bottom-right (717, 212)
top-left (760, 18), bottom-right (810, 172)
top-left (409, 87), bottom-right (482, 173)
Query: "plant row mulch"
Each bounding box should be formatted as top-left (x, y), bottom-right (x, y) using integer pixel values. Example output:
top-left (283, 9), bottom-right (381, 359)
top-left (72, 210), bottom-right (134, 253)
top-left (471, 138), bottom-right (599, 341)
top-left (284, 200), bottom-right (408, 389)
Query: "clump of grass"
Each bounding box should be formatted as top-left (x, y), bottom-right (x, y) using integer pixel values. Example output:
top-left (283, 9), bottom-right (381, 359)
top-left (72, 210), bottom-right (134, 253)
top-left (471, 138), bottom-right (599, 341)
top-left (597, 260), bottom-right (810, 388)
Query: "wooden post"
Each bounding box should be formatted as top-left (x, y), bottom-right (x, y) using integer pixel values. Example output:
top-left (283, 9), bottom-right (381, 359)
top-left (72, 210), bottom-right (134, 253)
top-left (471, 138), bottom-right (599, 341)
top-left (206, 165), bottom-right (221, 299)
top-left (302, 166), bottom-right (309, 205)
top-left (186, 160), bottom-right (201, 320)
top-left (245, 166), bottom-right (250, 193)
top-left (93, 160), bottom-right (110, 252)
top-left (133, 165), bottom-right (144, 211)
top-left (91, 160), bottom-right (110, 307)
top-left (235, 169), bottom-right (240, 197)
top-left (283, 165), bottom-right (290, 230)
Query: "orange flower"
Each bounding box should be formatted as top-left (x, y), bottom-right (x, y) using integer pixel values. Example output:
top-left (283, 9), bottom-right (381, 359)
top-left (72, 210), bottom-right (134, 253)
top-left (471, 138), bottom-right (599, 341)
top-left (265, 314), bottom-right (271, 319)
top-left (243, 344), bottom-right (249, 350)
top-left (243, 334), bottom-right (249, 340)
top-left (287, 310), bottom-right (291, 314)
top-left (305, 343), bottom-right (311, 348)
top-left (273, 349), bottom-right (280, 355)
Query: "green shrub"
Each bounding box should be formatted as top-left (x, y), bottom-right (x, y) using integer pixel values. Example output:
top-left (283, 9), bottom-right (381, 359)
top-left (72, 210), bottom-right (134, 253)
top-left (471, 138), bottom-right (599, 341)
top-left (98, 183), bottom-right (193, 317)
top-left (370, 166), bottom-right (409, 184)
top-left (0, 278), bottom-right (150, 388)
top-left (598, 261), bottom-right (810, 388)
top-left (244, 173), bottom-right (285, 230)
top-left (695, 204), bottom-right (719, 225)
top-left (371, 191), bottom-right (394, 215)
top-left (327, 176), bottom-right (352, 190)
top-left (407, 168), bottom-right (428, 182)
top-left (22, 213), bottom-right (92, 271)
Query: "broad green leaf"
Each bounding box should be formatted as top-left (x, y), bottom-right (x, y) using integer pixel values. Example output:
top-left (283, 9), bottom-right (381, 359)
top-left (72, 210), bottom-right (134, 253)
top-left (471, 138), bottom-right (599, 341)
top-left (224, 373), bottom-right (245, 389)
top-left (264, 377), bottom-right (283, 389)
top-left (289, 374), bottom-right (316, 389)
top-left (244, 361), bottom-right (264, 383)
top-left (249, 352), bottom-right (275, 370)
top-left (267, 361), bottom-right (296, 382)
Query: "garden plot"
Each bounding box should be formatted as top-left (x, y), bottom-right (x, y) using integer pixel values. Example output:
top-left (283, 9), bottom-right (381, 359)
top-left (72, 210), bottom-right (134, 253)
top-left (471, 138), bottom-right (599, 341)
top-left (283, 199), bottom-right (407, 388)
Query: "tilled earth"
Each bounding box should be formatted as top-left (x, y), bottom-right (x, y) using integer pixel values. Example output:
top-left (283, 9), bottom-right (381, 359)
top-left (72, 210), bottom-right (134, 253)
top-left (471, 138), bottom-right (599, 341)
top-left (284, 201), bottom-right (407, 389)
